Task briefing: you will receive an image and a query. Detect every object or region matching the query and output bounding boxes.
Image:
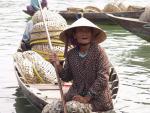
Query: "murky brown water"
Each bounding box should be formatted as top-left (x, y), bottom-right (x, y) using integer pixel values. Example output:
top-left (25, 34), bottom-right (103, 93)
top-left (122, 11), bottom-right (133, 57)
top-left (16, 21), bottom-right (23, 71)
top-left (0, 0), bottom-right (149, 113)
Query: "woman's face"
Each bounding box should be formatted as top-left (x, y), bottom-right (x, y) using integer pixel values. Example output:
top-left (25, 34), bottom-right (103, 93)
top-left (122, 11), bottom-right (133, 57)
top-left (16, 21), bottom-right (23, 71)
top-left (74, 27), bottom-right (93, 45)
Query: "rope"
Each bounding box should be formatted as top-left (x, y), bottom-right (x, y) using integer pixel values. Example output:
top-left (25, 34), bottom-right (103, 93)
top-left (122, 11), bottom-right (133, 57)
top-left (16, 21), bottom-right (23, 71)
top-left (30, 39), bottom-right (64, 46)
top-left (31, 48), bottom-right (64, 61)
top-left (31, 48), bottom-right (63, 56)
top-left (32, 64), bottom-right (45, 83)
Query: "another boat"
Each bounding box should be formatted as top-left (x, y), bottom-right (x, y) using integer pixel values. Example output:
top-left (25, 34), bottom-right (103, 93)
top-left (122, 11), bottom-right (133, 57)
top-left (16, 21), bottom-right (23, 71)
top-left (13, 57), bottom-right (119, 112)
top-left (59, 11), bottom-right (143, 22)
top-left (106, 14), bottom-right (150, 42)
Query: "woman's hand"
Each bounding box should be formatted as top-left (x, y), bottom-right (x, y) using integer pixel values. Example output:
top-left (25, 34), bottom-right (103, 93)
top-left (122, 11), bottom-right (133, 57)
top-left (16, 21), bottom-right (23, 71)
top-left (49, 52), bottom-right (60, 66)
top-left (49, 52), bottom-right (63, 73)
top-left (72, 95), bottom-right (91, 103)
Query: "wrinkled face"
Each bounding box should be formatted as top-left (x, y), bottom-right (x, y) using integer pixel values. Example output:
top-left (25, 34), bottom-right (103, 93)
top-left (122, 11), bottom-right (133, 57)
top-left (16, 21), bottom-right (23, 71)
top-left (73, 27), bottom-right (93, 45)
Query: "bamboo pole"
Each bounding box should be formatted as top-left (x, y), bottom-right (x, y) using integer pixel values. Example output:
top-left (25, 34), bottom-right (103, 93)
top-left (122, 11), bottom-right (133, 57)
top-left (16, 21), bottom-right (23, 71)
top-left (37, 0), bottom-right (68, 113)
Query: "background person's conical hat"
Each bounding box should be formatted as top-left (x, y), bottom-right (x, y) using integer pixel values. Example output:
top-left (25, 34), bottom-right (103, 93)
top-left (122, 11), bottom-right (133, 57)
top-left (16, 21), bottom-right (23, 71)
top-left (60, 17), bottom-right (106, 45)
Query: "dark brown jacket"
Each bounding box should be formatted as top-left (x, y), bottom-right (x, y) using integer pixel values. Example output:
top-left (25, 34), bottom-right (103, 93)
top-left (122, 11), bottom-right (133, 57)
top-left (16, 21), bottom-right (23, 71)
top-left (60, 43), bottom-right (113, 112)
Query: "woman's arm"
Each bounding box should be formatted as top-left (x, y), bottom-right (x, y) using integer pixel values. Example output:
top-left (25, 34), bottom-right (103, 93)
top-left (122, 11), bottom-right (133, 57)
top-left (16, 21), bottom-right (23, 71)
top-left (49, 53), bottom-right (73, 82)
top-left (88, 48), bottom-right (110, 96)
top-left (59, 58), bottom-right (73, 82)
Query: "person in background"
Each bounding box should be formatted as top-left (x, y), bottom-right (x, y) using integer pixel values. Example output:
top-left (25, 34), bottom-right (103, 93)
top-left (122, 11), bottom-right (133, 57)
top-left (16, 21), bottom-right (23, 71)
top-left (50, 17), bottom-right (115, 113)
top-left (139, 6), bottom-right (150, 22)
top-left (23, 0), bottom-right (47, 16)
top-left (17, 0), bottom-right (48, 52)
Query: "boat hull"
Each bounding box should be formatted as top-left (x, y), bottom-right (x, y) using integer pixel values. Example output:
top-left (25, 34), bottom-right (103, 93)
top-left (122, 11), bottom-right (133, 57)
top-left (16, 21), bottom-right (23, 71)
top-left (59, 11), bottom-right (143, 23)
top-left (13, 59), bottom-right (119, 112)
top-left (107, 14), bottom-right (150, 42)
top-left (14, 66), bottom-right (47, 110)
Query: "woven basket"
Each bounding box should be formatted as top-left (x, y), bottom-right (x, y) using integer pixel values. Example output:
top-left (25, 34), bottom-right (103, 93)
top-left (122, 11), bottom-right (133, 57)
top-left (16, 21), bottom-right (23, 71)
top-left (13, 52), bottom-right (36, 83)
top-left (14, 51), bottom-right (58, 84)
top-left (23, 51), bottom-right (58, 84)
top-left (84, 6), bottom-right (101, 13)
top-left (31, 21), bottom-right (67, 33)
top-left (31, 42), bottom-right (65, 61)
top-left (118, 3), bottom-right (127, 12)
top-left (103, 3), bottom-right (121, 12)
top-left (30, 8), bottom-right (68, 61)
top-left (32, 8), bottom-right (67, 25)
top-left (30, 31), bottom-right (62, 41)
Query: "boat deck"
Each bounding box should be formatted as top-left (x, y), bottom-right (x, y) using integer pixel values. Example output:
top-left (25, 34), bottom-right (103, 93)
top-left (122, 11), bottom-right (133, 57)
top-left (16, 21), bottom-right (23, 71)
top-left (25, 83), bottom-right (70, 101)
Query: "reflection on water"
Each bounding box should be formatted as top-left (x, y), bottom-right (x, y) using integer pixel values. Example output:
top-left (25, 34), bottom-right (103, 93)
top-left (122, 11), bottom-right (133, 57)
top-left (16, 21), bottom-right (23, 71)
top-left (0, 0), bottom-right (150, 113)
top-left (129, 45), bottom-right (150, 69)
top-left (13, 88), bottom-right (40, 113)
top-left (102, 25), bottom-right (150, 113)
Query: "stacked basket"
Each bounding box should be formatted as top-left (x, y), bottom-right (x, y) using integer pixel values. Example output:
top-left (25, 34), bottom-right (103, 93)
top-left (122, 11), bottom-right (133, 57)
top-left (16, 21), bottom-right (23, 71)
top-left (30, 8), bottom-right (67, 61)
top-left (14, 51), bottom-right (58, 84)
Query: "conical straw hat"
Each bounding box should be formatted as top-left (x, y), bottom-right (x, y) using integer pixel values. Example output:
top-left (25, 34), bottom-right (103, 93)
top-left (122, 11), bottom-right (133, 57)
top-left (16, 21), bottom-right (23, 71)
top-left (59, 17), bottom-right (106, 45)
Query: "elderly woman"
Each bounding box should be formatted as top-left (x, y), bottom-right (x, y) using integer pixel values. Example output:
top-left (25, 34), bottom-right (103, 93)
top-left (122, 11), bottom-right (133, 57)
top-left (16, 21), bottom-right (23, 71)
top-left (51, 17), bottom-right (115, 113)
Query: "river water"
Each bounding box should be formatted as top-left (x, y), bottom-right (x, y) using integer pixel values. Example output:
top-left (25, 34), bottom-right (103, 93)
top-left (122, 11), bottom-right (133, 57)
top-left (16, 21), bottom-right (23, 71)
top-left (0, 0), bottom-right (150, 113)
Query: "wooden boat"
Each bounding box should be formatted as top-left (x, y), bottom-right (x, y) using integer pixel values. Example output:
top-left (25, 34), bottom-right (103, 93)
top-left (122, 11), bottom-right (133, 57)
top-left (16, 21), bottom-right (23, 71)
top-left (59, 11), bottom-right (143, 22)
top-left (106, 14), bottom-right (150, 42)
top-left (13, 57), bottom-right (119, 112)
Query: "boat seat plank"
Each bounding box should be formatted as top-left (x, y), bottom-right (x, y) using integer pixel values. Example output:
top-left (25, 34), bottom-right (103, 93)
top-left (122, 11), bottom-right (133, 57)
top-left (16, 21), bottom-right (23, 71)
top-left (26, 84), bottom-right (60, 90)
top-left (26, 84), bottom-right (70, 91)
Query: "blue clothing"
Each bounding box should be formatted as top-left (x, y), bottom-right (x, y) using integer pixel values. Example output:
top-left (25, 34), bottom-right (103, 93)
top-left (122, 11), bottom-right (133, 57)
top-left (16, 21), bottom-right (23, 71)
top-left (23, 0), bottom-right (47, 16)
top-left (22, 20), bottom-right (33, 42)
top-left (31, 0), bottom-right (41, 11)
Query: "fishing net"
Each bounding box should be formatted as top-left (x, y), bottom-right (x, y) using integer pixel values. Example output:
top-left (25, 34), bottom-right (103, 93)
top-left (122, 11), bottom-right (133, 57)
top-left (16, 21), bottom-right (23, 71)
top-left (14, 51), bottom-right (58, 84)
top-left (139, 6), bottom-right (150, 22)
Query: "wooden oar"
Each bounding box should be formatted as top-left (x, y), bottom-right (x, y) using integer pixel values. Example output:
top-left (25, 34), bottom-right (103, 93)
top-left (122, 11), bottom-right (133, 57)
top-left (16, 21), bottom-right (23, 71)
top-left (37, 0), bottom-right (68, 113)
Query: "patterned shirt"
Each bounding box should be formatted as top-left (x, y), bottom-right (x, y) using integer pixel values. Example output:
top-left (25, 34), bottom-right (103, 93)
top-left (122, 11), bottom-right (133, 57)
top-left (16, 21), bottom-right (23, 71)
top-left (60, 42), bottom-right (113, 112)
